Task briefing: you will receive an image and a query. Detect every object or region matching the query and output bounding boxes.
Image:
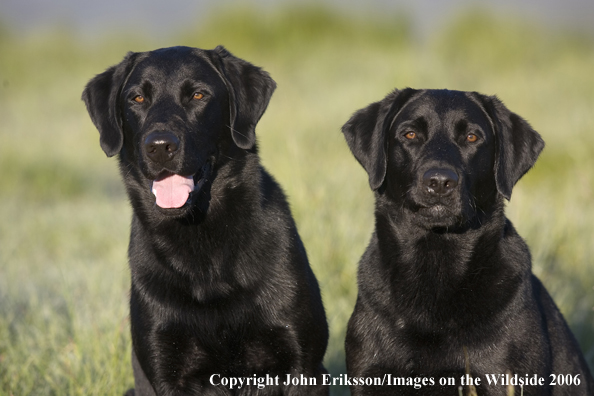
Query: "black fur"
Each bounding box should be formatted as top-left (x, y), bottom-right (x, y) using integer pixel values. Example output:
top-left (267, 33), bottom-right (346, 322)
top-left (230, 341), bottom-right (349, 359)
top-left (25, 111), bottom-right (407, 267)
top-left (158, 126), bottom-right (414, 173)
top-left (342, 89), bottom-right (594, 395)
top-left (82, 46), bottom-right (328, 396)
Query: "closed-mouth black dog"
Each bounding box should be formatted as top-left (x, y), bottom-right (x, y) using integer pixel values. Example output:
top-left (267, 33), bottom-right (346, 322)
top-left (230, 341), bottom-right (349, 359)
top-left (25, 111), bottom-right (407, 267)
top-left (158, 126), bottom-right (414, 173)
top-left (82, 46), bottom-right (329, 396)
top-left (342, 88), bottom-right (594, 395)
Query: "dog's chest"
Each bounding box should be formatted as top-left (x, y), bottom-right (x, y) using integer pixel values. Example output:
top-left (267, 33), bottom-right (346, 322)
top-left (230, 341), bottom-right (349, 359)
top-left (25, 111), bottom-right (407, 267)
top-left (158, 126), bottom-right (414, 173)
top-left (152, 319), bottom-right (297, 378)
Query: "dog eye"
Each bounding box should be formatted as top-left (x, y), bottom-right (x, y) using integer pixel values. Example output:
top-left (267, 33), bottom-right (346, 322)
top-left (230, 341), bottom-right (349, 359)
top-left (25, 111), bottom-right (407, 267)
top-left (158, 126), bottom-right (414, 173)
top-left (133, 95), bottom-right (145, 104)
top-left (193, 92), bottom-right (204, 100)
top-left (404, 131), bottom-right (417, 140)
top-left (466, 133), bottom-right (478, 143)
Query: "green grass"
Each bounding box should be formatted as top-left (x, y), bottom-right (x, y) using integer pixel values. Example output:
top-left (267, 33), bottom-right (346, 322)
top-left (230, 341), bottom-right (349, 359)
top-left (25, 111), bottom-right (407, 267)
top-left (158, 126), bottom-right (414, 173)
top-left (1, 5), bottom-right (593, 395)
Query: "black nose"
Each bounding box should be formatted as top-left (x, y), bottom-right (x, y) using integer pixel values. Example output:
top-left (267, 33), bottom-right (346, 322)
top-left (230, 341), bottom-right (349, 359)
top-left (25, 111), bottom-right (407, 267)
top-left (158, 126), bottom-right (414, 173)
top-left (422, 169), bottom-right (459, 196)
top-left (144, 132), bottom-right (180, 164)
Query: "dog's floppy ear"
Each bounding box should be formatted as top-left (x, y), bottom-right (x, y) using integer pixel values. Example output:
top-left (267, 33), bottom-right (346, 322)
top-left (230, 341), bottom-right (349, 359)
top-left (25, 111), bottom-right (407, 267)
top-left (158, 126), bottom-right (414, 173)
top-left (479, 94), bottom-right (545, 200)
top-left (82, 52), bottom-right (138, 157)
top-left (211, 46), bottom-right (276, 150)
top-left (342, 88), bottom-right (416, 190)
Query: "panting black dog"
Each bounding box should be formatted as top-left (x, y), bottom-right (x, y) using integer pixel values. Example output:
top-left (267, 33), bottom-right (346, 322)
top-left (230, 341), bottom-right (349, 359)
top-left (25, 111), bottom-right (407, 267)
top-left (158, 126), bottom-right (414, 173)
top-left (82, 46), bottom-right (329, 396)
top-left (342, 89), bottom-right (594, 395)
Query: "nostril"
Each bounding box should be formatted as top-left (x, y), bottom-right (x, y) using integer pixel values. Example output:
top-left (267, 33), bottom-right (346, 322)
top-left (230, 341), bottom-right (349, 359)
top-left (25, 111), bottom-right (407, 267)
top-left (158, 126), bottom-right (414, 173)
top-left (423, 169), bottom-right (459, 195)
top-left (144, 132), bottom-right (180, 164)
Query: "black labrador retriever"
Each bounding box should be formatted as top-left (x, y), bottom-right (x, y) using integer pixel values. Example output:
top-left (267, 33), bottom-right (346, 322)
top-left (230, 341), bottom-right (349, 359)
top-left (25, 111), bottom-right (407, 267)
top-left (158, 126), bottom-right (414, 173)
top-left (82, 46), bottom-right (329, 396)
top-left (342, 88), bottom-right (594, 395)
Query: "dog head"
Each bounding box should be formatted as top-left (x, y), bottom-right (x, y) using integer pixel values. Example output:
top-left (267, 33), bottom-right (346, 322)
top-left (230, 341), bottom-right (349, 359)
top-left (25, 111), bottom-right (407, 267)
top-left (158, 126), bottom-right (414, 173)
top-left (82, 46), bottom-right (275, 218)
top-left (342, 89), bottom-right (544, 230)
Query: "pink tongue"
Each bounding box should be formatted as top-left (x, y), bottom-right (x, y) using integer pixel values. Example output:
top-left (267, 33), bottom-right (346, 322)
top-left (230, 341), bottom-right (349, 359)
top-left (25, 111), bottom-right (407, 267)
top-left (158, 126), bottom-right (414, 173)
top-left (151, 174), bottom-right (194, 209)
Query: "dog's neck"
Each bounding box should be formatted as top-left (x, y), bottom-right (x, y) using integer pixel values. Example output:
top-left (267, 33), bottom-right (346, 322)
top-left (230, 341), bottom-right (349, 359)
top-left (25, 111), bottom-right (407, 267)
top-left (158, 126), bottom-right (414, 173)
top-left (370, 197), bottom-right (529, 328)
top-left (124, 152), bottom-right (273, 302)
top-left (375, 192), bottom-right (507, 249)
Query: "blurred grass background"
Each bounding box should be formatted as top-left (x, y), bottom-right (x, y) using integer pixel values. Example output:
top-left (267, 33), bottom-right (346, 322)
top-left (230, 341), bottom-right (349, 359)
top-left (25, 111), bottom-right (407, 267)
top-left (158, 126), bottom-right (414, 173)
top-left (1, 4), bottom-right (593, 395)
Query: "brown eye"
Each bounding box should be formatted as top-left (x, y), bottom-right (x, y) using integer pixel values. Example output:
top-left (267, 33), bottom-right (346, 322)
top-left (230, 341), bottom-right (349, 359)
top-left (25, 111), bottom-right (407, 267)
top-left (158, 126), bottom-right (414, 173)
top-left (404, 131), bottom-right (416, 140)
top-left (133, 95), bottom-right (145, 104)
top-left (467, 133), bottom-right (478, 142)
top-left (193, 92), bottom-right (204, 100)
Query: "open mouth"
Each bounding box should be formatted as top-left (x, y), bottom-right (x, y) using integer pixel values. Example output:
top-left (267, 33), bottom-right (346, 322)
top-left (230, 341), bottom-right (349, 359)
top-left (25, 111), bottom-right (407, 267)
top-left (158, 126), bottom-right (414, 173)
top-left (150, 163), bottom-right (211, 210)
